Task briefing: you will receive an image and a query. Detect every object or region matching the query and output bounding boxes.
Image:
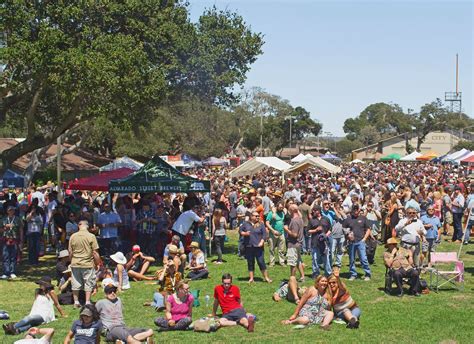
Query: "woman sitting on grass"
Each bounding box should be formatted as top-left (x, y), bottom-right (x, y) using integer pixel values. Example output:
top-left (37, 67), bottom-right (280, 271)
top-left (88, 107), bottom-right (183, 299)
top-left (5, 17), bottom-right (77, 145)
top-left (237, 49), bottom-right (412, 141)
top-left (110, 251), bottom-right (131, 291)
top-left (3, 279), bottom-right (56, 335)
top-left (328, 274), bottom-right (361, 329)
top-left (282, 275), bottom-right (333, 330)
top-left (64, 304), bottom-right (102, 343)
top-left (154, 281), bottom-right (194, 331)
top-left (186, 241), bottom-right (209, 280)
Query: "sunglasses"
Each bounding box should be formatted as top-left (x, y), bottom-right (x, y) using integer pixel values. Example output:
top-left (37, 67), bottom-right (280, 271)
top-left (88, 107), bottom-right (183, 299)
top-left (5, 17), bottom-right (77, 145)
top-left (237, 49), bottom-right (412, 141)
top-left (407, 212), bottom-right (417, 215)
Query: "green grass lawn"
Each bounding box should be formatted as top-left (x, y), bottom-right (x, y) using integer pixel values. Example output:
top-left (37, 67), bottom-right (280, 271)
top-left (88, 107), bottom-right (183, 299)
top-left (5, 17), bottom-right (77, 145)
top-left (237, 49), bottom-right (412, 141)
top-left (1, 230), bottom-right (473, 344)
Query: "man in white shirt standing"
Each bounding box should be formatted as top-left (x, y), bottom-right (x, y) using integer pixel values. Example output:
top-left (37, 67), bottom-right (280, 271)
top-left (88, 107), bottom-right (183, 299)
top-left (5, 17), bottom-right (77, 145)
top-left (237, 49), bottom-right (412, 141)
top-left (171, 205), bottom-right (205, 244)
top-left (395, 206), bottom-right (426, 267)
top-left (451, 186), bottom-right (465, 243)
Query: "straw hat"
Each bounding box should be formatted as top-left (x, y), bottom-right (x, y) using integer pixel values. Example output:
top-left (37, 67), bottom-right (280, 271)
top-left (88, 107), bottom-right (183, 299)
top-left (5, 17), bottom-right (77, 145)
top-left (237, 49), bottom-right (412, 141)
top-left (385, 237), bottom-right (399, 248)
top-left (168, 244), bottom-right (178, 255)
top-left (273, 190), bottom-right (283, 197)
top-left (190, 241), bottom-right (199, 249)
top-left (110, 252), bottom-right (127, 265)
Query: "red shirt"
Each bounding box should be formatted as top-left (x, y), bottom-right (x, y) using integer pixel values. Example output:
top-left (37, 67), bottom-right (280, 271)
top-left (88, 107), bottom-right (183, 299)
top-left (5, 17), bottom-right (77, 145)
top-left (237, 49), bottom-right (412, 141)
top-left (214, 285), bottom-right (241, 314)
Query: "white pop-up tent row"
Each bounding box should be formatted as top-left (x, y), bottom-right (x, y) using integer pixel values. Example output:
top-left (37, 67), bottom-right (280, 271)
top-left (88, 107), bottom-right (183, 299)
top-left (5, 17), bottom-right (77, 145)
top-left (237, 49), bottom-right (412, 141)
top-left (229, 156), bottom-right (341, 178)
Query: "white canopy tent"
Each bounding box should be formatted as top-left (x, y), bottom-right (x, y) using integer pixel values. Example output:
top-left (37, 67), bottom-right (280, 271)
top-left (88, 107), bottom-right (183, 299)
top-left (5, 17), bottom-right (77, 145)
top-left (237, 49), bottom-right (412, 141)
top-left (285, 156), bottom-right (342, 174)
top-left (442, 149), bottom-right (470, 162)
top-left (230, 157), bottom-right (292, 178)
top-left (291, 153), bottom-right (307, 163)
top-left (350, 159), bottom-right (364, 164)
top-left (454, 151), bottom-right (473, 164)
top-left (400, 151), bottom-right (422, 161)
top-left (99, 156), bottom-right (144, 172)
top-left (305, 153), bottom-right (314, 159)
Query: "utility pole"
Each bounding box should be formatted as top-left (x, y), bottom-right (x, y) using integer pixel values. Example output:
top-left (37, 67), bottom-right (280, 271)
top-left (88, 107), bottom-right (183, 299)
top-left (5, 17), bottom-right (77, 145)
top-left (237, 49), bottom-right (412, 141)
top-left (260, 113), bottom-right (263, 156)
top-left (57, 136), bottom-right (62, 202)
top-left (285, 115), bottom-right (294, 148)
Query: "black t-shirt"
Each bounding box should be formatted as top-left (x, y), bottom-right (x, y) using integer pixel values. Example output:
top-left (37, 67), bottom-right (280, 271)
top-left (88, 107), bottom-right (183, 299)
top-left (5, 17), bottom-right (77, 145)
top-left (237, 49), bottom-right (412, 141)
top-left (342, 215), bottom-right (369, 242)
top-left (309, 216), bottom-right (331, 248)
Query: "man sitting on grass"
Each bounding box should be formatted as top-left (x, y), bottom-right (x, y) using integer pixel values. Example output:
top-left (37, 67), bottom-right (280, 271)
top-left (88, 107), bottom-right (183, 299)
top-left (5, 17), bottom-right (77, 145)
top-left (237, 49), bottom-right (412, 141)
top-left (96, 280), bottom-right (154, 344)
top-left (211, 273), bottom-right (255, 332)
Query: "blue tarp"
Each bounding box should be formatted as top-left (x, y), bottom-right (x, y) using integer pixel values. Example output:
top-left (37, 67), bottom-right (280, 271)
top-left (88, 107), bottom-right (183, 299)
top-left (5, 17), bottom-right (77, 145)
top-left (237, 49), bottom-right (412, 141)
top-left (1, 169), bottom-right (26, 188)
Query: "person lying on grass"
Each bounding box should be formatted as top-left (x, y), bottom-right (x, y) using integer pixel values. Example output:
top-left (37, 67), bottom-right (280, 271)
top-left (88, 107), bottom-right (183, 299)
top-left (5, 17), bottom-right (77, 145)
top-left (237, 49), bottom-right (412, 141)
top-left (328, 274), bottom-right (361, 329)
top-left (14, 327), bottom-right (54, 344)
top-left (64, 304), bottom-right (102, 344)
top-left (282, 275), bottom-right (333, 330)
top-left (273, 276), bottom-right (307, 304)
top-left (96, 281), bottom-right (154, 344)
top-left (3, 278), bottom-right (57, 335)
top-left (211, 273), bottom-right (256, 332)
top-left (154, 280), bottom-right (194, 331)
top-left (126, 245), bottom-right (155, 281)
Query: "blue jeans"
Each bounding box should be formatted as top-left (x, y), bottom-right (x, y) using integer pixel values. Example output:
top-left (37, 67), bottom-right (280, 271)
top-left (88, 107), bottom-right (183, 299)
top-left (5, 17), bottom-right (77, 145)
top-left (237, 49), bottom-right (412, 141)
top-left (14, 314), bottom-right (44, 333)
top-left (303, 227), bottom-right (311, 253)
top-left (331, 236), bottom-right (345, 267)
top-left (2, 244), bottom-right (17, 276)
top-left (464, 220), bottom-right (473, 243)
top-left (336, 306), bottom-right (362, 320)
top-left (311, 246), bottom-right (332, 277)
top-left (27, 232), bottom-right (41, 265)
top-left (348, 241), bottom-right (371, 278)
top-left (452, 212), bottom-right (463, 241)
top-left (152, 292), bottom-right (165, 309)
top-left (192, 229), bottom-right (207, 258)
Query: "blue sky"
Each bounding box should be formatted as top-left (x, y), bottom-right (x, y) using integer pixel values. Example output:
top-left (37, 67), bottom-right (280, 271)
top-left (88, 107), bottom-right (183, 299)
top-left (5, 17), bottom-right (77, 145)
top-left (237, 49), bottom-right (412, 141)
top-left (189, 0), bottom-right (473, 136)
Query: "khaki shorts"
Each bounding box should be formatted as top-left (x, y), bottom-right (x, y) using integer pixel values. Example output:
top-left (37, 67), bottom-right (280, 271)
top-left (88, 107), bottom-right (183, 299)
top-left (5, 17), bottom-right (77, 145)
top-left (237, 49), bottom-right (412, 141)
top-left (286, 247), bottom-right (302, 267)
top-left (71, 267), bottom-right (96, 292)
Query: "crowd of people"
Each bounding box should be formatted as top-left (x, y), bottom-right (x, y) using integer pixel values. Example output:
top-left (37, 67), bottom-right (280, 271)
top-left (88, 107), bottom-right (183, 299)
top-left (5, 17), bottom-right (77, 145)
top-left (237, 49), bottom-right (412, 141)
top-left (0, 160), bottom-right (473, 341)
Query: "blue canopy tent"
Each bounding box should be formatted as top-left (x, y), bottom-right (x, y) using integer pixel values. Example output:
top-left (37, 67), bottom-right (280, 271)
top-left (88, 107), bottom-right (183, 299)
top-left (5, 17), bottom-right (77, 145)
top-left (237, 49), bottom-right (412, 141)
top-left (1, 169), bottom-right (26, 188)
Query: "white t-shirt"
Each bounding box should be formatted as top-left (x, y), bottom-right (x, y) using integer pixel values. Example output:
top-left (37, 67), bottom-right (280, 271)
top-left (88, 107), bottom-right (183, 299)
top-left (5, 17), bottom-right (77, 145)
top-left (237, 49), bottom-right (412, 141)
top-left (31, 191), bottom-right (45, 207)
top-left (467, 198), bottom-right (474, 221)
top-left (171, 210), bottom-right (201, 235)
top-left (15, 337), bottom-right (50, 344)
top-left (29, 295), bottom-right (55, 323)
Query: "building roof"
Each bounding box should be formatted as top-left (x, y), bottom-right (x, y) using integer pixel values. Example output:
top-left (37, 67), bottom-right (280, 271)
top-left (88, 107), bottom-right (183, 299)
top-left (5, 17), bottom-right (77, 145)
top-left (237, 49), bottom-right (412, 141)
top-left (0, 138), bottom-right (112, 172)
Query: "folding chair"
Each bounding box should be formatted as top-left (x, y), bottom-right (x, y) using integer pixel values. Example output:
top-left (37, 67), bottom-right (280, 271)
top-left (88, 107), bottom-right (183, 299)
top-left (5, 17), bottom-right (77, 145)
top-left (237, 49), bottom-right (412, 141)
top-left (428, 252), bottom-right (464, 292)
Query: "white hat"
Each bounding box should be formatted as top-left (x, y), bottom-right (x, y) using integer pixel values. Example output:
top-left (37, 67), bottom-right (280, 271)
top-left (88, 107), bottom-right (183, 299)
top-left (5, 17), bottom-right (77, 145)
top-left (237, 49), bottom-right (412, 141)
top-left (102, 277), bottom-right (118, 289)
top-left (110, 251), bottom-right (127, 265)
top-left (58, 250), bottom-right (69, 259)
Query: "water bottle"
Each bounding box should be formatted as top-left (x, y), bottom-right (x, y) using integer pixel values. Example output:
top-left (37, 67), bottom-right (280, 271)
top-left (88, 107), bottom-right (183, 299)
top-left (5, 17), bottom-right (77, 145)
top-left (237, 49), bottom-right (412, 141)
top-left (204, 294), bottom-right (210, 308)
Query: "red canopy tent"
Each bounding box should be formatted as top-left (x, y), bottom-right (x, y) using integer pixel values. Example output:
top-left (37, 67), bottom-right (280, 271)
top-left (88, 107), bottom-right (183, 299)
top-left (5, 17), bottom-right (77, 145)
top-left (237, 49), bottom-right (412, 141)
top-left (460, 154), bottom-right (474, 164)
top-left (68, 168), bottom-right (134, 191)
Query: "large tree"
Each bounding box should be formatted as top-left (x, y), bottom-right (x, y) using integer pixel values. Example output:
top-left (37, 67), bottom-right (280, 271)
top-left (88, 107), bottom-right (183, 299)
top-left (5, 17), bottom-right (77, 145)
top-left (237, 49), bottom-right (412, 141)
top-left (343, 102), bottom-right (411, 140)
top-left (0, 1), bottom-right (263, 172)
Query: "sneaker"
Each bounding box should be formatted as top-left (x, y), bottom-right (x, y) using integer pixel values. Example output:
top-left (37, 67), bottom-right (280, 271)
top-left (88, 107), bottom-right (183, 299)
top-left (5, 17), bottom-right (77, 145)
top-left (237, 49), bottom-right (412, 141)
top-left (363, 276), bottom-right (371, 281)
top-left (9, 274), bottom-right (17, 279)
top-left (247, 315), bottom-right (255, 333)
top-left (348, 276), bottom-right (356, 281)
top-left (333, 319), bottom-right (346, 325)
top-left (0, 275), bottom-right (7, 280)
top-left (463, 242), bottom-right (469, 245)
top-left (347, 317), bottom-right (357, 329)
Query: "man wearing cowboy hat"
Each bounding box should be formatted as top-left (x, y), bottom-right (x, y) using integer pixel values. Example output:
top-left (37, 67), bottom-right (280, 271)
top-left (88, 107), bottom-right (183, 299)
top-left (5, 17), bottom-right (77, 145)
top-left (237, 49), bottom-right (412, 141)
top-left (383, 238), bottom-right (421, 297)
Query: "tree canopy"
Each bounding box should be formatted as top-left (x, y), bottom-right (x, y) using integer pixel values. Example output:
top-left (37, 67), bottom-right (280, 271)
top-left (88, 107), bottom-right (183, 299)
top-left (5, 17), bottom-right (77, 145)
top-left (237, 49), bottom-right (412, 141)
top-left (0, 1), bottom-right (263, 171)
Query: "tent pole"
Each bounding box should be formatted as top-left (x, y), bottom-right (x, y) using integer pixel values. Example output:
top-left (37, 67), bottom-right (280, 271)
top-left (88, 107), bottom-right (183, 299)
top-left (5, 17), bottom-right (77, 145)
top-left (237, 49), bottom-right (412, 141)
top-left (458, 218), bottom-right (469, 259)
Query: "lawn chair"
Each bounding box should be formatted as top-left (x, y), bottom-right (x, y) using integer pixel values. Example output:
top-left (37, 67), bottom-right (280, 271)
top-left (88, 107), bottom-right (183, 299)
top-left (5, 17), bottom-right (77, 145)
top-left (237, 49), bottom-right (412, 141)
top-left (428, 252), bottom-right (464, 292)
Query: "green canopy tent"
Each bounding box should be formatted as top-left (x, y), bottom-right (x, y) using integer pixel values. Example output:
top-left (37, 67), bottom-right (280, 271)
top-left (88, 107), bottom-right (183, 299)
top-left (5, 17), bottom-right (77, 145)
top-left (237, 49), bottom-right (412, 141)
top-left (109, 155), bottom-right (210, 193)
top-left (380, 153), bottom-right (402, 161)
